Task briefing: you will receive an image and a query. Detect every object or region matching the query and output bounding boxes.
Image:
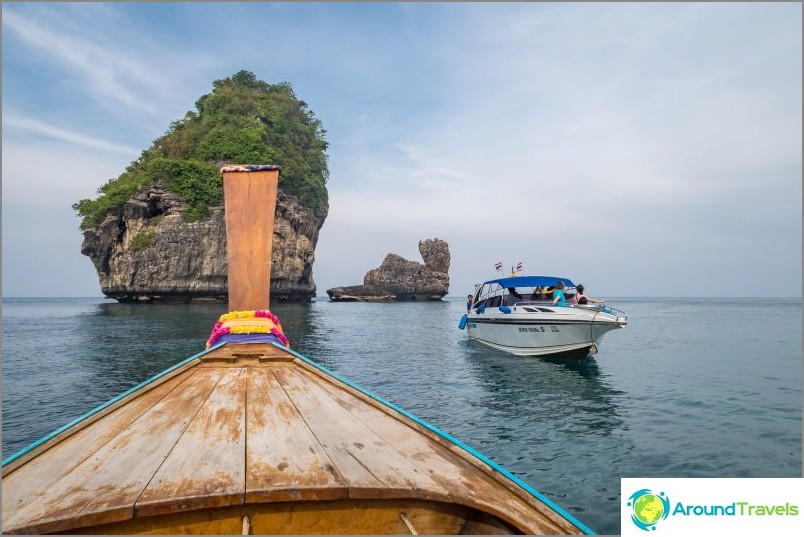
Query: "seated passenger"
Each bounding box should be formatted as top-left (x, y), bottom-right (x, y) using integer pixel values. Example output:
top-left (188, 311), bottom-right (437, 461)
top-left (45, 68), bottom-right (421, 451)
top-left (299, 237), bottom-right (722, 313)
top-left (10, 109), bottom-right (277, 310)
top-left (504, 287), bottom-right (523, 306)
top-left (551, 281), bottom-right (567, 307)
top-left (534, 286), bottom-right (548, 300)
top-left (573, 284), bottom-right (604, 305)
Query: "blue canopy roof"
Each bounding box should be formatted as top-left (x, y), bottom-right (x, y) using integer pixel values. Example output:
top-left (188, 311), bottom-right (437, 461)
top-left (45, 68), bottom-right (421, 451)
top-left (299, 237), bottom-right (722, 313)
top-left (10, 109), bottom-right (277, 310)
top-left (482, 276), bottom-right (576, 289)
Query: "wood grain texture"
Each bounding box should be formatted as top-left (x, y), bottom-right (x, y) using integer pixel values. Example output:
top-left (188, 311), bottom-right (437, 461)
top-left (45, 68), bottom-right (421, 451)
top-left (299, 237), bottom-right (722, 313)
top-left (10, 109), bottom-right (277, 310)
top-left (3, 368), bottom-right (225, 535)
top-left (245, 367), bottom-right (348, 503)
top-left (201, 343), bottom-right (289, 363)
top-left (58, 500), bottom-right (471, 535)
top-left (273, 367), bottom-right (451, 502)
top-left (1, 368), bottom-right (196, 525)
top-left (222, 169), bottom-right (279, 312)
top-left (246, 500), bottom-right (467, 535)
top-left (135, 368), bottom-right (247, 517)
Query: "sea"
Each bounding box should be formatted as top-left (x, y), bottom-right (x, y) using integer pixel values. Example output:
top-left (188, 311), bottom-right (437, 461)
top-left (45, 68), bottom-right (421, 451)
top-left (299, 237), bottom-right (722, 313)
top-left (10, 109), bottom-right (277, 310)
top-left (1, 296), bottom-right (801, 535)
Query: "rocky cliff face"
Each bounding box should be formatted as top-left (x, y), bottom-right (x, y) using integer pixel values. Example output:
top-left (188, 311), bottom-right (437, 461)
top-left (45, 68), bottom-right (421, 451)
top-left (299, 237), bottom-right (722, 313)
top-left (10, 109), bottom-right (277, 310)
top-left (327, 239), bottom-right (450, 301)
top-left (80, 185), bottom-right (326, 302)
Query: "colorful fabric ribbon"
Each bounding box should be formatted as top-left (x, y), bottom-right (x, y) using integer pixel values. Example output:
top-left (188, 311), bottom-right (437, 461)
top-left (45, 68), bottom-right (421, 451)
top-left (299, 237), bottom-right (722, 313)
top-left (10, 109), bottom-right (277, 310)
top-left (206, 309), bottom-right (289, 348)
top-left (219, 164), bottom-right (282, 173)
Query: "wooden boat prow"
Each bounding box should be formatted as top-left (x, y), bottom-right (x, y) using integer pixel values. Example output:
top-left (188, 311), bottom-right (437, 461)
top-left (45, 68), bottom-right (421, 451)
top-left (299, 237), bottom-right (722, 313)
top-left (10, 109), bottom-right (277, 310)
top-left (3, 164), bottom-right (593, 535)
top-left (2, 341), bottom-right (590, 535)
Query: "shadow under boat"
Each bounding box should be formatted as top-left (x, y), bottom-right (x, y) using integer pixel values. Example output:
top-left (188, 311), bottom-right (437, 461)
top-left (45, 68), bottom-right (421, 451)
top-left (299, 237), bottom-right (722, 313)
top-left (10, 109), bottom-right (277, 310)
top-left (461, 342), bottom-right (625, 438)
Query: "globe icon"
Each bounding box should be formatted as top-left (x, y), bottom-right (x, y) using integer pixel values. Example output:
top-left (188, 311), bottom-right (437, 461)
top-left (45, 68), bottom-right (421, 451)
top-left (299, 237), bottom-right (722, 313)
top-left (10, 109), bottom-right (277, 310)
top-left (633, 493), bottom-right (664, 525)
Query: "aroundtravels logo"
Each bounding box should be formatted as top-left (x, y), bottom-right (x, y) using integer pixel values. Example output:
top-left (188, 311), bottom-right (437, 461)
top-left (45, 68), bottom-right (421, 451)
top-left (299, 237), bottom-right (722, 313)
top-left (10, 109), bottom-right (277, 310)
top-left (623, 482), bottom-right (802, 534)
top-left (627, 489), bottom-right (671, 531)
top-left (622, 478), bottom-right (804, 535)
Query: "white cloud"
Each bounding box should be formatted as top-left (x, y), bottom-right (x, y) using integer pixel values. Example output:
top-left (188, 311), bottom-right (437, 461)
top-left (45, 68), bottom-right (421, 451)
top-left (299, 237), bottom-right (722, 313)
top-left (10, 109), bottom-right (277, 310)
top-left (1, 5), bottom-right (216, 116)
top-left (3, 9), bottom-right (161, 111)
top-left (375, 2), bottom-right (802, 212)
top-left (1, 141), bottom-right (134, 207)
top-left (315, 3), bottom-right (801, 297)
top-left (1, 2), bottom-right (800, 297)
top-left (4, 116), bottom-right (138, 155)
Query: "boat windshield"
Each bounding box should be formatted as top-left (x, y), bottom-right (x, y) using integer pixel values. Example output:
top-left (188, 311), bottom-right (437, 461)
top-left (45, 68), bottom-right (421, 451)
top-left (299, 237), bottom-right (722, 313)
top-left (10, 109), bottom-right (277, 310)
top-left (473, 279), bottom-right (577, 308)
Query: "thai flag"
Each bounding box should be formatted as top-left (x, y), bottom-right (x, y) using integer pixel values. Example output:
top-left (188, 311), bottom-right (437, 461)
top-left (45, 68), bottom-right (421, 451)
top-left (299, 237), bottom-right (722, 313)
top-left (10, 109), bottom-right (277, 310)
top-left (516, 261), bottom-right (523, 273)
top-left (494, 261), bottom-right (503, 271)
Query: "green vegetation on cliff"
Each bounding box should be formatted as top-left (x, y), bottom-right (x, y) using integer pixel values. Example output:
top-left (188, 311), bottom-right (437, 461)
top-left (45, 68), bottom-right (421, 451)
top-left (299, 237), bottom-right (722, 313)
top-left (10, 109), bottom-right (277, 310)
top-left (128, 230), bottom-right (156, 252)
top-left (73, 71), bottom-right (329, 228)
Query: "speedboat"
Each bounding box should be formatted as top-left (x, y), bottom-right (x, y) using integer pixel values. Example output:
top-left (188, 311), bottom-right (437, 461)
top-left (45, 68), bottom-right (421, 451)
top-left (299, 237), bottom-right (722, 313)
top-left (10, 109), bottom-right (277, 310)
top-left (459, 276), bottom-right (627, 358)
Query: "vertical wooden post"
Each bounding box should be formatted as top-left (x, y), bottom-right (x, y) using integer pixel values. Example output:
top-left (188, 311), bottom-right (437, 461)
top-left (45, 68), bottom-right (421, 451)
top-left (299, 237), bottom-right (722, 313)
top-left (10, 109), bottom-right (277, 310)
top-left (222, 165), bottom-right (281, 312)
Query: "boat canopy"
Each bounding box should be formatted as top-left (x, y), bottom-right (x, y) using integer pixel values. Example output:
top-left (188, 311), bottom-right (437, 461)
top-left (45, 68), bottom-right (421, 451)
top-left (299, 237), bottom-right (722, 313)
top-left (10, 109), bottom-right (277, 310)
top-left (483, 276), bottom-right (576, 289)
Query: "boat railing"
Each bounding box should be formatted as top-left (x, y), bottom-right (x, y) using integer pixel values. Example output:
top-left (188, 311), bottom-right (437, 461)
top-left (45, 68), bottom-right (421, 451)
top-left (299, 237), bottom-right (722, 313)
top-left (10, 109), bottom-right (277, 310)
top-left (572, 303), bottom-right (605, 310)
top-left (604, 305), bottom-right (628, 320)
top-left (571, 303), bottom-right (628, 319)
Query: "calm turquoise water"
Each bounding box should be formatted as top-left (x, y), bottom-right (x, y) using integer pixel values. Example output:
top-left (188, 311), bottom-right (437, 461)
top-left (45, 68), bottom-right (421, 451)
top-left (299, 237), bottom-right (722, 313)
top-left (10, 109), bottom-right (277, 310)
top-left (2, 297), bottom-right (801, 534)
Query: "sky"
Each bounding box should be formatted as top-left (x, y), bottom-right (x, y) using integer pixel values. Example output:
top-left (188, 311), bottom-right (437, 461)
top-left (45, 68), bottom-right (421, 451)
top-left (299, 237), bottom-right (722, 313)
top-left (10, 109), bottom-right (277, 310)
top-left (2, 2), bottom-right (801, 298)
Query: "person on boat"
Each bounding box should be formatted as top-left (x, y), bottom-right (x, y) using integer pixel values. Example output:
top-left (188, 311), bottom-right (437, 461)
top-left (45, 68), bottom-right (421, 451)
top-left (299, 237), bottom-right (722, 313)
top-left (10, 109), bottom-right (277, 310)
top-left (551, 281), bottom-right (567, 306)
top-left (573, 284), bottom-right (604, 305)
top-left (504, 287), bottom-right (523, 306)
top-left (467, 294), bottom-right (474, 311)
top-left (533, 286), bottom-right (548, 300)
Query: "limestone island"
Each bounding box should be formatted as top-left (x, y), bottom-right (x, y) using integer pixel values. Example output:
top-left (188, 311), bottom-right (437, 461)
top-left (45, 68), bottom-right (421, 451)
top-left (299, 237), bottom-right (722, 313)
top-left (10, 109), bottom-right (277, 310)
top-left (326, 239), bottom-right (450, 301)
top-left (74, 71), bottom-right (328, 303)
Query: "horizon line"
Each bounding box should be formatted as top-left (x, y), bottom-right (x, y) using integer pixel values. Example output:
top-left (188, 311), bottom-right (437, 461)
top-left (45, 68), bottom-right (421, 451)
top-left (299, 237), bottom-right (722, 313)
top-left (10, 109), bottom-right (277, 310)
top-left (2, 295), bottom-right (802, 300)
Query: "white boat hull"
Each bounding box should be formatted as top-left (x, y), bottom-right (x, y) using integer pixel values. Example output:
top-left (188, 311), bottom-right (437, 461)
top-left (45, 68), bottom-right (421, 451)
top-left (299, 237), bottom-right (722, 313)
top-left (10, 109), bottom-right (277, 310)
top-left (466, 305), bottom-right (626, 357)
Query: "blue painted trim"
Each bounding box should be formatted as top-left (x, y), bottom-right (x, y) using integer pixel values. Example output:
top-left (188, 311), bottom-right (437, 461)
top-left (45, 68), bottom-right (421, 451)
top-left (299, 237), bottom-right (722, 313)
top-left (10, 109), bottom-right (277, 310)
top-left (273, 342), bottom-right (597, 535)
top-left (2, 343), bottom-right (225, 468)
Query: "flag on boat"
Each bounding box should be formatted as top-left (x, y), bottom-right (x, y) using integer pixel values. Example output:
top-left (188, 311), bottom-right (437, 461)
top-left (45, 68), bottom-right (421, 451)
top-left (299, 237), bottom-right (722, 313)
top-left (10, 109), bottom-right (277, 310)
top-left (516, 261), bottom-right (523, 273)
top-left (494, 261), bottom-right (503, 272)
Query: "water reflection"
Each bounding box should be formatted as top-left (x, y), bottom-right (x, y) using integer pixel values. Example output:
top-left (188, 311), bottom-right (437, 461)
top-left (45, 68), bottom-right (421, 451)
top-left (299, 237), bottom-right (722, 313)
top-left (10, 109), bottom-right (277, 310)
top-left (453, 338), bottom-right (634, 534)
top-left (462, 341), bottom-right (625, 435)
top-left (78, 302), bottom-right (222, 394)
top-left (541, 354), bottom-right (602, 377)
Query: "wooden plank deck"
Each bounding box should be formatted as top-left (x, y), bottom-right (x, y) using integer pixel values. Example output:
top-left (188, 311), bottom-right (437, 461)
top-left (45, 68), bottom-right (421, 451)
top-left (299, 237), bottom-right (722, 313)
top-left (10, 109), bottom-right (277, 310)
top-left (2, 343), bottom-right (582, 535)
top-left (1, 368), bottom-right (197, 515)
top-left (244, 366), bottom-right (348, 503)
top-left (135, 367), bottom-right (247, 517)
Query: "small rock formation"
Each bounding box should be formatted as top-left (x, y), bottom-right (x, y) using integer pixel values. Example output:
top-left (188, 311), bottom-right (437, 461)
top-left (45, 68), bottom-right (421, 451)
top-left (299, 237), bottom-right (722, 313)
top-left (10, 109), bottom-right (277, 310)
top-left (327, 239), bottom-right (450, 301)
top-left (80, 184), bottom-right (326, 302)
top-left (323, 285), bottom-right (396, 302)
